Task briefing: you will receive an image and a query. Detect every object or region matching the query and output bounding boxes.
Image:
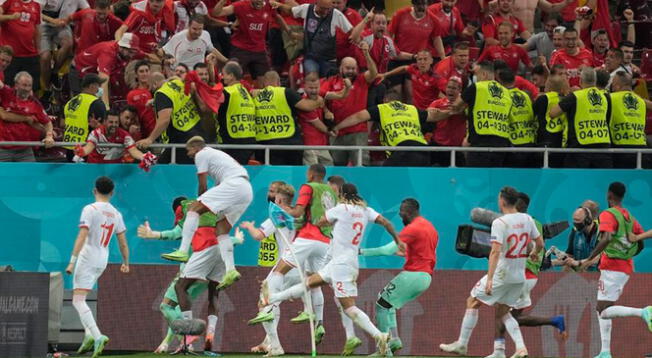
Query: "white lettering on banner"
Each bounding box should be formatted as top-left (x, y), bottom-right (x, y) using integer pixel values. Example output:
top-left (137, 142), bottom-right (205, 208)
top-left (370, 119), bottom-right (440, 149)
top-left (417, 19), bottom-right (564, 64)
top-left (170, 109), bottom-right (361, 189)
top-left (0, 296), bottom-right (40, 314)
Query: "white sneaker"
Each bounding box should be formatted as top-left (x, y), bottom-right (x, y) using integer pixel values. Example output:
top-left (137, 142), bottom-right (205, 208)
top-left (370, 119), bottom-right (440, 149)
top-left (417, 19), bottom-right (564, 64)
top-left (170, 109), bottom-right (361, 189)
top-left (484, 351), bottom-right (507, 358)
top-left (153, 341), bottom-right (168, 354)
top-left (264, 346), bottom-right (285, 357)
top-left (440, 341), bottom-right (468, 355)
top-left (510, 348), bottom-right (529, 358)
top-left (375, 333), bottom-right (390, 356)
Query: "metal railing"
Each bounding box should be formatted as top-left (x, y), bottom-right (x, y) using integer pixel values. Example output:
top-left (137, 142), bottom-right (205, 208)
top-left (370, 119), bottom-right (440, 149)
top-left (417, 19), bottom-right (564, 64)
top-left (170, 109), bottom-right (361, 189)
top-left (3, 141), bottom-right (652, 169)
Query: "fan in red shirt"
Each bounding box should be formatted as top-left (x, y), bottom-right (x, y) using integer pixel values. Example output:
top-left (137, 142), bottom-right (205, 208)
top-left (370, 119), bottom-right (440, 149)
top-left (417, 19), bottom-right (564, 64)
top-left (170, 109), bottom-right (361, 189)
top-left (74, 33), bottom-right (148, 107)
top-left (320, 42), bottom-right (377, 166)
top-left (428, 0), bottom-right (466, 52)
top-left (434, 41), bottom-right (471, 92)
top-left (0, 45), bottom-right (12, 82)
top-left (212, 0), bottom-right (273, 84)
top-left (477, 21), bottom-right (532, 73)
top-left (333, 0), bottom-right (363, 61)
top-left (0, 0), bottom-right (41, 90)
top-left (116, 0), bottom-right (174, 53)
top-left (428, 76), bottom-right (466, 147)
top-left (360, 13), bottom-right (415, 74)
top-left (126, 60), bottom-right (155, 138)
top-left (481, 0), bottom-right (531, 46)
top-left (388, 0), bottom-right (444, 59)
top-left (584, 29), bottom-right (610, 67)
top-left (381, 50), bottom-right (439, 110)
top-left (300, 73), bottom-right (335, 166)
top-left (68, 0), bottom-right (124, 55)
top-left (0, 73), bottom-right (54, 161)
top-left (74, 108), bottom-right (152, 163)
top-left (550, 28), bottom-right (594, 88)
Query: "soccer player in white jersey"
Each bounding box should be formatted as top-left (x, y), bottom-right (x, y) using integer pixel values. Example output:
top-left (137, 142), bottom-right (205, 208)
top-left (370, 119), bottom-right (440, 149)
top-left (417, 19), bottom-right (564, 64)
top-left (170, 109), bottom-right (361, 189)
top-left (240, 182), bottom-right (303, 356)
top-left (441, 186), bottom-right (543, 358)
top-left (65, 176), bottom-right (129, 358)
top-left (260, 183), bottom-right (402, 356)
top-left (162, 136), bottom-right (253, 290)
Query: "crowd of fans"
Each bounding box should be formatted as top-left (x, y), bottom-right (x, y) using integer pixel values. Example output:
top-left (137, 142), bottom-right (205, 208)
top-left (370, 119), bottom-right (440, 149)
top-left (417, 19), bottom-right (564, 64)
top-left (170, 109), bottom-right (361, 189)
top-left (0, 0), bottom-right (650, 167)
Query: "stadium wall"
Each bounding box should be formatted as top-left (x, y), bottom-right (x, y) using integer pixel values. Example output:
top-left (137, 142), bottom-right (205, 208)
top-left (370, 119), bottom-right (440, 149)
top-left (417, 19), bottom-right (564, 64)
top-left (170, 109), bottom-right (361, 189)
top-left (98, 264), bottom-right (652, 357)
top-left (2, 163), bottom-right (652, 287)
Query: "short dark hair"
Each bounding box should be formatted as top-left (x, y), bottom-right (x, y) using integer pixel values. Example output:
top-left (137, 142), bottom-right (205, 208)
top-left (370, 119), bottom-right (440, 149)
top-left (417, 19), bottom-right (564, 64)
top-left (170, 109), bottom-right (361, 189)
top-left (608, 182), bottom-right (626, 199)
top-left (134, 60), bottom-right (150, 74)
top-left (563, 27), bottom-right (578, 35)
top-left (453, 41), bottom-right (470, 53)
top-left (516, 192), bottom-right (530, 213)
top-left (327, 175), bottom-right (345, 187)
top-left (477, 61), bottom-right (494, 74)
top-left (189, 14), bottom-right (206, 26)
top-left (223, 61), bottom-right (243, 80)
top-left (309, 164), bottom-right (326, 178)
top-left (107, 108), bottom-right (121, 118)
top-left (608, 47), bottom-right (624, 61)
top-left (619, 40), bottom-right (635, 49)
top-left (401, 198), bottom-right (420, 213)
top-left (193, 62), bottom-right (208, 70)
top-left (95, 176), bottom-right (115, 195)
top-left (492, 59), bottom-right (508, 71)
top-left (500, 186), bottom-right (519, 206)
top-left (121, 104), bottom-right (138, 114)
top-left (95, 0), bottom-right (111, 9)
top-left (0, 45), bottom-right (14, 57)
top-left (176, 63), bottom-right (189, 71)
top-left (532, 64), bottom-right (547, 76)
top-left (497, 68), bottom-right (515, 85)
top-left (596, 69), bottom-right (610, 89)
top-left (172, 196), bottom-right (187, 212)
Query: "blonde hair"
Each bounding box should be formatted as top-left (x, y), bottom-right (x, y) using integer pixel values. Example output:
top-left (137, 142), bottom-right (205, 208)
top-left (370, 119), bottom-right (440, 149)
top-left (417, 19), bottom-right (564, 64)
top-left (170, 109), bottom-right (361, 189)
top-left (276, 183), bottom-right (295, 204)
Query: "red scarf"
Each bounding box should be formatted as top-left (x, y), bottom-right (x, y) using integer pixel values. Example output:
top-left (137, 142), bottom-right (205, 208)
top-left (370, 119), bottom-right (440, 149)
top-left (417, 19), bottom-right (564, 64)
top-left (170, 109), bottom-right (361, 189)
top-left (184, 71), bottom-right (224, 113)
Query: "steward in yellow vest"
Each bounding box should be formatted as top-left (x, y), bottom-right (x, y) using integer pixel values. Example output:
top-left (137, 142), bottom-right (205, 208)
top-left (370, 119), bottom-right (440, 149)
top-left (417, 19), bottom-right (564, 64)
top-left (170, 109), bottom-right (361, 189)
top-left (609, 71), bottom-right (647, 168)
top-left (63, 74), bottom-right (107, 151)
top-left (217, 62), bottom-right (257, 164)
top-left (253, 71), bottom-right (323, 165)
top-left (549, 67), bottom-right (612, 168)
top-left (534, 75), bottom-right (569, 168)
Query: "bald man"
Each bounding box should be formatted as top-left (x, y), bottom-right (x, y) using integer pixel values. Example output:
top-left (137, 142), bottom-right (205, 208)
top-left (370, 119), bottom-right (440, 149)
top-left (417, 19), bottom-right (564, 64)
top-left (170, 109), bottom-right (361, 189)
top-left (565, 206), bottom-right (600, 271)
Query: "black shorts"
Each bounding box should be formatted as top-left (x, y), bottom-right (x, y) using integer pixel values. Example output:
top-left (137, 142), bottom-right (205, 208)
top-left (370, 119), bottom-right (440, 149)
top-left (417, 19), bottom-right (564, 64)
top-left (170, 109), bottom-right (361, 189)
top-left (230, 46), bottom-right (270, 79)
top-left (386, 59), bottom-right (414, 87)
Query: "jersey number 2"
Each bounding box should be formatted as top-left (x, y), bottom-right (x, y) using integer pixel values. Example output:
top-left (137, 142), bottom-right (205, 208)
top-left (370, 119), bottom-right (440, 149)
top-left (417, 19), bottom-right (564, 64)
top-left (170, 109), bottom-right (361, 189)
top-left (505, 233), bottom-right (530, 259)
top-left (100, 223), bottom-right (115, 247)
top-left (352, 222), bottom-right (363, 245)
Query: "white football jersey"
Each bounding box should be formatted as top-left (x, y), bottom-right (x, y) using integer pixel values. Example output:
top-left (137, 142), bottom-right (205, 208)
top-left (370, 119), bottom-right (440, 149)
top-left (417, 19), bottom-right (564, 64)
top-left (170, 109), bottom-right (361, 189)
top-left (194, 147), bottom-right (248, 185)
top-left (326, 204), bottom-right (380, 267)
top-left (259, 218), bottom-right (295, 254)
top-left (491, 212), bottom-right (540, 283)
top-left (78, 202), bottom-right (126, 268)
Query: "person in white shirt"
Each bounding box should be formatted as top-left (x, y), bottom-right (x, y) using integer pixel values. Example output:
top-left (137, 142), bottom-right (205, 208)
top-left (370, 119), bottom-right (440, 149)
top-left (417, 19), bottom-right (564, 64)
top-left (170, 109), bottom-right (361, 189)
top-left (260, 183), bottom-right (402, 356)
top-left (65, 176), bottom-right (129, 358)
top-left (162, 136), bottom-right (253, 292)
top-left (441, 186), bottom-right (543, 358)
top-left (240, 182), bottom-right (303, 356)
top-left (174, 0), bottom-right (208, 33)
top-left (162, 15), bottom-right (227, 69)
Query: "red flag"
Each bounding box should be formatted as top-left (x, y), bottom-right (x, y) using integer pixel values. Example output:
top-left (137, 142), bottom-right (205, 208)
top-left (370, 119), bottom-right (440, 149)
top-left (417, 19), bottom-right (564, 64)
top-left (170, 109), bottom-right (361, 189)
top-left (184, 71), bottom-right (225, 113)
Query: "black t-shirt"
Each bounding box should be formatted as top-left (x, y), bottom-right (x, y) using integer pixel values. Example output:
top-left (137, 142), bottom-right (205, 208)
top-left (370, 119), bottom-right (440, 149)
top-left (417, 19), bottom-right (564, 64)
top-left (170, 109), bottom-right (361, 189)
top-left (154, 91), bottom-right (207, 143)
top-left (533, 95), bottom-right (563, 147)
top-left (89, 99), bottom-right (107, 121)
top-left (257, 88), bottom-right (304, 145)
top-left (462, 83), bottom-right (511, 147)
top-left (558, 91), bottom-right (611, 148)
top-left (368, 105), bottom-right (428, 147)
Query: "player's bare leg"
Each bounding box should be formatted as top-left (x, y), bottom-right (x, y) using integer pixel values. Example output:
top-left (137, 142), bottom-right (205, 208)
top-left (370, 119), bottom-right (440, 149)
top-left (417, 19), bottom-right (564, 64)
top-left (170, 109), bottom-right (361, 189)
top-left (500, 309), bottom-right (567, 340)
top-left (215, 219), bottom-right (240, 289)
top-left (162, 202), bottom-right (210, 262)
top-left (440, 296), bottom-right (480, 355)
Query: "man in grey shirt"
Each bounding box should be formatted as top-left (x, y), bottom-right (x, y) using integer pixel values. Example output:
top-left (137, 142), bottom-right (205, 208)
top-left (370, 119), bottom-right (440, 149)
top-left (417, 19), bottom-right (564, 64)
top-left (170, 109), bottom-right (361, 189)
top-left (524, 16), bottom-right (560, 62)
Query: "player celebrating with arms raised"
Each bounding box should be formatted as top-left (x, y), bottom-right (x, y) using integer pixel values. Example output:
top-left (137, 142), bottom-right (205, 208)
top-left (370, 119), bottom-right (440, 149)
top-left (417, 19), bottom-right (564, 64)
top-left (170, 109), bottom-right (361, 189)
top-left (66, 176), bottom-right (129, 358)
top-left (162, 136), bottom-right (253, 290)
top-left (441, 186), bottom-right (543, 358)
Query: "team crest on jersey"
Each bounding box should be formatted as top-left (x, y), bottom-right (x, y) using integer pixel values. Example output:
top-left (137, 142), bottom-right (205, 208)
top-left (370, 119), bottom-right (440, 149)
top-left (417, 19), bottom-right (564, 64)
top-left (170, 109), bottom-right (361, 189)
top-left (257, 88), bottom-right (274, 103)
top-left (623, 93), bottom-right (639, 110)
top-left (321, 192), bottom-right (336, 211)
top-left (238, 85), bottom-right (250, 100)
top-left (67, 95), bottom-right (82, 111)
top-left (488, 82), bottom-right (503, 99)
top-left (588, 89), bottom-right (603, 106)
top-left (389, 101), bottom-right (407, 111)
top-left (511, 91), bottom-right (526, 108)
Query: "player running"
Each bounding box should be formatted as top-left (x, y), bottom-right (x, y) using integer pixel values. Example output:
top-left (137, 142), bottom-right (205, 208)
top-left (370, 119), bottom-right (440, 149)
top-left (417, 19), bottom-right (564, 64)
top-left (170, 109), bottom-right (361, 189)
top-left (569, 182), bottom-right (652, 358)
top-left (441, 186), bottom-right (543, 358)
top-left (360, 198), bottom-right (438, 355)
top-left (240, 182), bottom-right (303, 356)
top-left (162, 136), bottom-right (253, 290)
top-left (66, 176), bottom-right (129, 358)
top-left (260, 183), bottom-right (401, 356)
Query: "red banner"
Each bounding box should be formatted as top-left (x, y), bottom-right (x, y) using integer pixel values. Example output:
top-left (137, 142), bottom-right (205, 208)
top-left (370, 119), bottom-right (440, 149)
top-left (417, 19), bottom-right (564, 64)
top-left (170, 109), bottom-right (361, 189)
top-left (98, 265), bottom-right (652, 357)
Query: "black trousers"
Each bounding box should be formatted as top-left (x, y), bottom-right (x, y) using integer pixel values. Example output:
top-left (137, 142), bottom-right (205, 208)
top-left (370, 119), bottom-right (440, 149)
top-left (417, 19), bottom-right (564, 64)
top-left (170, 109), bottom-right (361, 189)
top-left (383, 151), bottom-right (429, 167)
top-left (465, 151), bottom-right (506, 167)
top-left (4, 56), bottom-right (40, 92)
top-left (563, 152), bottom-right (613, 168)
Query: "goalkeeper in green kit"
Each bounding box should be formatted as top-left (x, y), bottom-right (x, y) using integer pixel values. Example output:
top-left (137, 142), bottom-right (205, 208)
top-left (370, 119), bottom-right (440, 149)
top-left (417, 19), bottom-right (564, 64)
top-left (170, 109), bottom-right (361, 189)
top-left (137, 197), bottom-right (244, 354)
top-left (360, 198), bottom-right (438, 354)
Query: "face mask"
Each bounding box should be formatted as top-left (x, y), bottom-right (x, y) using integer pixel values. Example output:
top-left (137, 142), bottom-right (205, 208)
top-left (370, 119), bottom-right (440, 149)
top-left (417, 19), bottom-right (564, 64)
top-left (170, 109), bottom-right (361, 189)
top-left (574, 222), bottom-right (586, 232)
top-left (268, 195), bottom-right (275, 203)
top-left (96, 87), bottom-right (104, 98)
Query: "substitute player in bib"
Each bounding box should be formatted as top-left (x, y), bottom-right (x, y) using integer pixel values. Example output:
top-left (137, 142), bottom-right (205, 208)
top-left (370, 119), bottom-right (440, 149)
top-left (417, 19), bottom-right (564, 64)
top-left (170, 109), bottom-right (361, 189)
top-left (569, 182), bottom-right (652, 358)
top-left (162, 136), bottom-right (253, 290)
top-left (65, 176), bottom-right (129, 358)
top-left (441, 186), bottom-right (543, 358)
top-left (261, 183), bottom-right (401, 356)
top-left (241, 183), bottom-right (303, 356)
top-left (249, 164), bottom-right (336, 344)
top-left (360, 198), bottom-right (437, 354)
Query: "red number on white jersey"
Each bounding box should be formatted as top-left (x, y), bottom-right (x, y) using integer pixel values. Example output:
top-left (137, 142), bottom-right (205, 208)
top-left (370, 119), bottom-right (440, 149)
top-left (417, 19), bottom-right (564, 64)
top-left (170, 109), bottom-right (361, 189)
top-left (351, 222), bottom-right (363, 245)
top-left (505, 233), bottom-right (530, 259)
top-left (100, 223), bottom-right (115, 247)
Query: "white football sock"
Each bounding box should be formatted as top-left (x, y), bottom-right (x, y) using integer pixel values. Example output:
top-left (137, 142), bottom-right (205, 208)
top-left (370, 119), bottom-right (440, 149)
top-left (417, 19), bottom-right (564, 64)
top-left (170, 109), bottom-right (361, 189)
top-left (206, 315), bottom-right (217, 337)
top-left (263, 305), bottom-right (281, 348)
top-left (180, 211), bottom-right (199, 252)
top-left (334, 298), bottom-right (355, 339)
top-left (72, 295), bottom-right (101, 340)
top-left (493, 338), bottom-right (506, 354)
top-left (458, 308), bottom-right (479, 346)
top-left (270, 283), bottom-right (304, 304)
top-left (218, 234), bottom-right (235, 271)
top-left (601, 306), bottom-right (644, 319)
top-left (502, 313), bottom-right (526, 350)
top-left (345, 306), bottom-right (381, 338)
top-left (266, 272), bottom-right (284, 294)
top-left (182, 310), bottom-right (193, 320)
top-left (598, 311), bottom-right (612, 353)
top-left (311, 287), bottom-right (324, 322)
